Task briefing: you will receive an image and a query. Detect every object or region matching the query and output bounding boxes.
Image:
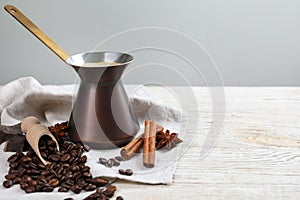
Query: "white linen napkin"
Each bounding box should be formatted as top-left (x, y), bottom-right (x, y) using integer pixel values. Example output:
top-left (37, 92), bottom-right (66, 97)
top-left (0, 77), bottom-right (187, 194)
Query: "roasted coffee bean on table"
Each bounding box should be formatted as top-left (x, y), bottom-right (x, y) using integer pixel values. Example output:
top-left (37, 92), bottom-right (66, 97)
top-left (82, 185), bottom-right (117, 200)
top-left (118, 168), bottom-right (133, 176)
top-left (125, 169), bottom-right (133, 176)
top-left (99, 157), bottom-right (121, 168)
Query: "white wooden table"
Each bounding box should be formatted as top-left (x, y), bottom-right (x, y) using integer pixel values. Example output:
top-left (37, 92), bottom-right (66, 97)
top-left (115, 87), bottom-right (300, 199)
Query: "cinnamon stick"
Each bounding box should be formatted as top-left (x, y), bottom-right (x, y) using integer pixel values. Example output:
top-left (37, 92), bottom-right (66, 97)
top-left (143, 120), bottom-right (156, 168)
top-left (120, 123), bottom-right (163, 160)
top-left (120, 136), bottom-right (143, 160)
top-left (143, 120), bottom-right (150, 166)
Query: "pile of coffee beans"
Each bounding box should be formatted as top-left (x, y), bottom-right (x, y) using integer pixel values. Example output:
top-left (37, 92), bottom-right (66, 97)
top-left (2, 136), bottom-right (119, 199)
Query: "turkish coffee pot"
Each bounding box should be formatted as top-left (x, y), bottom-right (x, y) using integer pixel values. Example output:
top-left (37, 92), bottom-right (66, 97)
top-left (5, 5), bottom-right (140, 149)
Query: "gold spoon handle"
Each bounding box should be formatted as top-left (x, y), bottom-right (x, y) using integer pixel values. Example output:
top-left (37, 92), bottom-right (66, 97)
top-left (4, 5), bottom-right (69, 61)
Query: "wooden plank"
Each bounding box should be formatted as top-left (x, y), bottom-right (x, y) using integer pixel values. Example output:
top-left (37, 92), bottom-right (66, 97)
top-left (113, 87), bottom-right (300, 199)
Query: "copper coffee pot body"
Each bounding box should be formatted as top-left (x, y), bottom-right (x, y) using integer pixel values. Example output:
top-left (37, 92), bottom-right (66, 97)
top-left (68, 52), bottom-right (140, 149)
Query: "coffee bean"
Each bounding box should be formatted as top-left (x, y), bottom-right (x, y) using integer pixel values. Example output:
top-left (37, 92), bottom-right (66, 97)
top-left (8, 168), bottom-right (18, 174)
top-left (64, 198), bottom-right (74, 200)
top-left (23, 175), bottom-right (32, 182)
top-left (86, 177), bottom-right (108, 187)
top-left (61, 163), bottom-right (70, 169)
top-left (34, 184), bottom-right (43, 192)
top-left (29, 180), bottom-right (37, 187)
top-left (82, 166), bottom-right (90, 172)
top-left (57, 168), bottom-right (64, 175)
top-left (48, 178), bottom-right (59, 187)
top-left (53, 164), bottom-right (61, 172)
top-left (67, 144), bottom-right (75, 152)
top-left (74, 173), bottom-right (83, 182)
top-left (9, 162), bottom-right (19, 169)
top-left (70, 185), bottom-right (82, 194)
top-left (3, 180), bottom-right (13, 188)
top-left (118, 169), bottom-right (126, 175)
top-left (77, 179), bottom-right (86, 187)
top-left (65, 171), bottom-right (73, 179)
top-left (70, 149), bottom-right (77, 157)
top-left (41, 152), bottom-right (47, 159)
top-left (58, 187), bottom-right (69, 192)
top-left (125, 169), bottom-right (133, 176)
top-left (48, 155), bottom-right (60, 162)
top-left (103, 189), bottom-right (114, 198)
top-left (107, 185), bottom-right (117, 192)
top-left (32, 156), bottom-right (41, 164)
top-left (83, 172), bottom-right (92, 178)
top-left (7, 153), bottom-right (20, 163)
top-left (37, 163), bottom-right (45, 169)
top-left (25, 186), bottom-right (35, 193)
top-left (5, 173), bottom-right (16, 180)
top-left (85, 183), bottom-right (96, 191)
top-left (59, 175), bottom-right (66, 183)
top-left (18, 168), bottom-right (26, 177)
top-left (116, 196), bottom-right (124, 200)
top-left (61, 182), bottom-right (71, 189)
top-left (42, 186), bottom-right (54, 192)
top-left (22, 156), bottom-right (32, 163)
top-left (47, 146), bottom-right (55, 153)
top-left (12, 177), bottom-right (22, 184)
top-left (20, 182), bottom-right (28, 190)
top-left (115, 156), bottom-right (125, 162)
top-left (37, 178), bottom-right (47, 185)
top-left (83, 144), bottom-right (90, 152)
top-left (78, 155), bottom-right (87, 163)
top-left (83, 192), bottom-right (101, 200)
top-left (46, 140), bottom-right (56, 147)
top-left (27, 169), bottom-right (40, 175)
top-left (29, 162), bottom-right (38, 169)
top-left (61, 154), bottom-right (71, 162)
top-left (39, 145), bottom-right (47, 151)
top-left (105, 159), bottom-right (113, 168)
top-left (68, 157), bottom-right (75, 164)
top-left (112, 158), bottom-right (120, 166)
top-left (94, 177), bottom-right (109, 187)
top-left (69, 164), bottom-right (79, 172)
top-left (41, 170), bottom-right (50, 176)
top-left (99, 158), bottom-right (108, 165)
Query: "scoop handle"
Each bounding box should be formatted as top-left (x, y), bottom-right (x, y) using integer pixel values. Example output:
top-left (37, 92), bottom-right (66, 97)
top-left (4, 5), bottom-right (69, 61)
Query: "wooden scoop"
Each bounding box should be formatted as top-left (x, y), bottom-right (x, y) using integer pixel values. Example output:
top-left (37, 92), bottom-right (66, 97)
top-left (21, 116), bottom-right (60, 165)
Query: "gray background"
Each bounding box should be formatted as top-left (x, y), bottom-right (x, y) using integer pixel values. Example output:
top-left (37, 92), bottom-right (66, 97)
top-left (1, 0), bottom-right (299, 86)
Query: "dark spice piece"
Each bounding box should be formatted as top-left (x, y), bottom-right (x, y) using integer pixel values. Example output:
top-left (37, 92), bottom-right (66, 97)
top-left (0, 123), bottom-right (29, 152)
top-left (156, 129), bottom-right (183, 151)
